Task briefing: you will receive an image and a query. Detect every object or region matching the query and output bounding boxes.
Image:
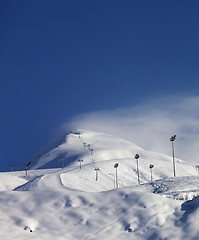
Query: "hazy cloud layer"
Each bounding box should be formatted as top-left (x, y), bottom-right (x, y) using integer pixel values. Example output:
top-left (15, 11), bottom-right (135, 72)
top-left (66, 95), bottom-right (199, 164)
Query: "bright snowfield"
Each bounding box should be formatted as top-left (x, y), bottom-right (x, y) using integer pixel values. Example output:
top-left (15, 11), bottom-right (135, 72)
top-left (1, 130), bottom-right (199, 240)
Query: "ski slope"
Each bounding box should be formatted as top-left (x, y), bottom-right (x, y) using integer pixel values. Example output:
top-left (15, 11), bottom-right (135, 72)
top-left (30, 130), bottom-right (198, 189)
top-left (1, 130), bottom-right (199, 239)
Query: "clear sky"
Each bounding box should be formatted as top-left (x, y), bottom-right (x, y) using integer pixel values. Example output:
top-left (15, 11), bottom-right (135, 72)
top-left (1, 1), bottom-right (199, 171)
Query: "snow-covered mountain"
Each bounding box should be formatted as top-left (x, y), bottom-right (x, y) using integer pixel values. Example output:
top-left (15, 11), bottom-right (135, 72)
top-left (27, 130), bottom-right (198, 192)
top-left (1, 130), bottom-right (199, 239)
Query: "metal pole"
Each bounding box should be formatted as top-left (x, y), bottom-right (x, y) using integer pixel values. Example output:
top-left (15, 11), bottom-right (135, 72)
top-left (95, 168), bottom-right (99, 181)
top-left (25, 162), bottom-right (31, 176)
top-left (114, 163), bottom-right (119, 189)
top-left (78, 159), bottom-right (83, 169)
top-left (136, 159), bottom-right (140, 185)
top-left (115, 167), bottom-right (118, 188)
top-left (149, 164), bottom-right (154, 182)
top-left (96, 169), bottom-right (98, 181)
top-left (170, 135), bottom-right (176, 177)
top-left (60, 156), bottom-right (65, 169)
top-left (172, 141), bottom-right (176, 177)
top-left (134, 154), bottom-right (140, 185)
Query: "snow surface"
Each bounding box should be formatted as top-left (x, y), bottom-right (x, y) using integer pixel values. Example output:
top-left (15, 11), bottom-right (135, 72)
top-left (1, 130), bottom-right (199, 239)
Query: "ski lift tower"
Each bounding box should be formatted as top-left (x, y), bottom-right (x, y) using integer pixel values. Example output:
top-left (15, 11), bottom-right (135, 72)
top-left (78, 159), bottom-right (83, 169)
top-left (60, 156), bottom-right (65, 169)
top-left (134, 154), bottom-right (140, 185)
top-left (95, 167), bottom-right (100, 181)
top-left (149, 164), bottom-right (154, 182)
top-left (114, 163), bottom-right (119, 189)
top-left (170, 135), bottom-right (177, 177)
top-left (25, 162), bottom-right (31, 176)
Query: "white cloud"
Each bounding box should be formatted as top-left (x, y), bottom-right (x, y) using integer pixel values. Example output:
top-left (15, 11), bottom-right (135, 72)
top-left (66, 94), bottom-right (199, 164)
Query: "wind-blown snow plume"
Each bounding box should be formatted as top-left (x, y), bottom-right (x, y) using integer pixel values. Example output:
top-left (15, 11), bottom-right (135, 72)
top-left (66, 94), bottom-right (199, 163)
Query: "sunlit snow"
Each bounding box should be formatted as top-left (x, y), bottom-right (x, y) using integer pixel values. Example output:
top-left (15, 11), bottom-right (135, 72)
top-left (1, 130), bottom-right (199, 239)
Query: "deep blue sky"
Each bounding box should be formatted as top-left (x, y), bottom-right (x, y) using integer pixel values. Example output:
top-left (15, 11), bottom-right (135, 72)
top-left (1, 1), bottom-right (199, 171)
